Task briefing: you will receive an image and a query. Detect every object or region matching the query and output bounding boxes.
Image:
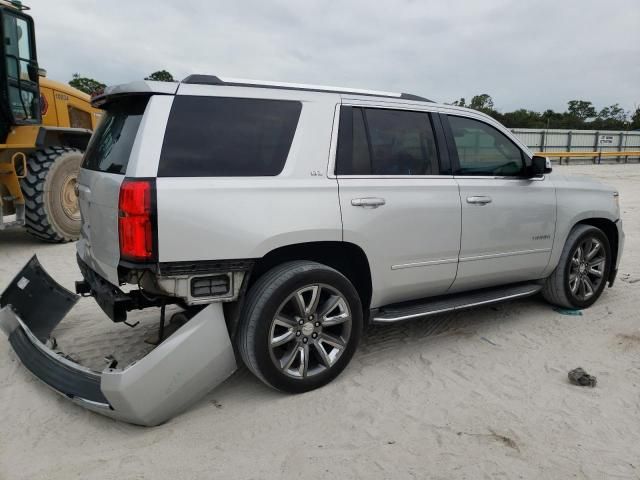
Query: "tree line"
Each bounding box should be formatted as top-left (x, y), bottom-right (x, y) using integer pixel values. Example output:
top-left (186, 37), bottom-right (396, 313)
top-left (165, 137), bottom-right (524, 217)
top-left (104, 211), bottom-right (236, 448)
top-left (451, 94), bottom-right (639, 130)
top-left (67, 73), bottom-right (640, 130)
top-left (68, 70), bottom-right (175, 97)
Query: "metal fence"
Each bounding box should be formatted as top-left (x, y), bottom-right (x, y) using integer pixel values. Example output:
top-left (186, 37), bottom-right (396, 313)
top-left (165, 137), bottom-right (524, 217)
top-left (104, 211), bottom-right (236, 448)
top-left (511, 128), bottom-right (640, 164)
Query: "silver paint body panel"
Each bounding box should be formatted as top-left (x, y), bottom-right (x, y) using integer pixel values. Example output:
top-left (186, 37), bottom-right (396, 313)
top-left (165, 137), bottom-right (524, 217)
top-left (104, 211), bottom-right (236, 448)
top-left (77, 80), bottom-right (623, 307)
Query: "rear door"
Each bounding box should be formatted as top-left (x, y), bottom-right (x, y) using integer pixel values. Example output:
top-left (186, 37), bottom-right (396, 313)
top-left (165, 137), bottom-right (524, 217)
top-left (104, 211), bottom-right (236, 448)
top-left (442, 113), bottom-right (556, 292)
top-left (77, 96), bottom-right (149, 284)
top-left (335, 104), bottom-right (461, 308)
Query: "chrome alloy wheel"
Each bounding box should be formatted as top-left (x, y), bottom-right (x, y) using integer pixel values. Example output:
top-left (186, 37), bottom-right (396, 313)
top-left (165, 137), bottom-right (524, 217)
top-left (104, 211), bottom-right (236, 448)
top-left (568, 236), bottom-right (607, 301)
top-left (268, 284), bottom-right (352, 379)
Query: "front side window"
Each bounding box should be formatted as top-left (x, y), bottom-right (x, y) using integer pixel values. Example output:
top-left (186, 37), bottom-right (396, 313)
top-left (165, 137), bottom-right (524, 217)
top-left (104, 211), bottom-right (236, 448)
top-left (448, 115), bottom-right (524, 176)
top-left (336, 107), bottom-right (438, 175)
top-left (159, 96), bottom-right (302, 177)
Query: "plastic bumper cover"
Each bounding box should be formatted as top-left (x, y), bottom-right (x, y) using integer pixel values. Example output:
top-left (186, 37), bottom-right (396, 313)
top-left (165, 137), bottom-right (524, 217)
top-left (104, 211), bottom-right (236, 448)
top-left (0, 256), bottom-right (237, 426)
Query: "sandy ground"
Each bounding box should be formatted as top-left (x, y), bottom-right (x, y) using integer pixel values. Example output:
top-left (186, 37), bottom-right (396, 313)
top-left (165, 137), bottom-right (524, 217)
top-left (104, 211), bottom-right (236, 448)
top-left (1, 164), bottom-right (639, 480)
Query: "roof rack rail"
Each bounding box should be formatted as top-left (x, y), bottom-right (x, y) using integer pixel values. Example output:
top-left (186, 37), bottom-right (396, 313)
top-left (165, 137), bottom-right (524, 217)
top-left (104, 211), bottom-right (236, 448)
top-left (181, 75), bottom-right (432, 103)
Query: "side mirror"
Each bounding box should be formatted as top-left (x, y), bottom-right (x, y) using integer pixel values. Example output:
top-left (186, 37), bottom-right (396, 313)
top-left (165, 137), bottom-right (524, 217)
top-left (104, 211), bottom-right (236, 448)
top-left (530, 155), bottom-right (552, 177)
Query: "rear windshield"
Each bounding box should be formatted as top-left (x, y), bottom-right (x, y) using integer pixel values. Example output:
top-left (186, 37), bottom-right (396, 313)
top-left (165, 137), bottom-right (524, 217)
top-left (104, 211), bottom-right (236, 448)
top-left (158, 96), bottom-right (302, 177)
top-left (82, 96), bottom-right (148, 175)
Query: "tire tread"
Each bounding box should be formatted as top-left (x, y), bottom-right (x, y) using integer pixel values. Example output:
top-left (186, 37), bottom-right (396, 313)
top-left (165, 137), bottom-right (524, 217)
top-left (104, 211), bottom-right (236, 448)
top-left (542, 224), bottom-right (608, 309)
top-left (238, 261), bottom-right (359, 391)
top-left (20, 146), bottom-right (81, 243)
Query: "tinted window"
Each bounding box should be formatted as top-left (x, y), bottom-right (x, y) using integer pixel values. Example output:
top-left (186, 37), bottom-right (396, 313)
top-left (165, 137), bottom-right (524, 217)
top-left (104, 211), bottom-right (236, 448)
top-left (367, 109), bottom-right (437, 175)
top-left (159, 96), bottom-right (302, 177)
top-left (448, 115), bottom-right (523, 176)
top-left (336, 107), bottom-right (438, 175)
top-left (82, 97), bottom-right (148, 175)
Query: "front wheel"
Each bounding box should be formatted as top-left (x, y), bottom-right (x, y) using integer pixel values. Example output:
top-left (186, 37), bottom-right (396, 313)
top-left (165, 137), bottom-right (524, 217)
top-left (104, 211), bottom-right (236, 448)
top-left (542, 225), bottom-right (611, 309)
top-left (237, 261), bottom-right (363, 393)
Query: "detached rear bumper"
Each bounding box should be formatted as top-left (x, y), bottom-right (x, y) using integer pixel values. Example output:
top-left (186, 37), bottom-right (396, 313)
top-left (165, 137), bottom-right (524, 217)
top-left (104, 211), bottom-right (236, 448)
top-left (0, 256), bottom-right (237, 426)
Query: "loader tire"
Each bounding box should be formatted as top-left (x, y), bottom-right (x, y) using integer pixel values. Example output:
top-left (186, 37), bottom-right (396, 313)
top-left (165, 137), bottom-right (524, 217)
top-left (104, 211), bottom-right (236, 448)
top-left (20, 146), bottom-right (83, 243)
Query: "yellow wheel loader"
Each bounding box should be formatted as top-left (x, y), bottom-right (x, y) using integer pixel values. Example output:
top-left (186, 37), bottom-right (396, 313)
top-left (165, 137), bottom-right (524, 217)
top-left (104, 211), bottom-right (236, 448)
top-left (0, 0), bottom-right (101, 241)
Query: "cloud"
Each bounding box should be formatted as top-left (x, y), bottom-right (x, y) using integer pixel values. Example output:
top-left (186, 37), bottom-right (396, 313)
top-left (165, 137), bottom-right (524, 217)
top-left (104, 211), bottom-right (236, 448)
top-left (30, 0), bottom-right (640, 112)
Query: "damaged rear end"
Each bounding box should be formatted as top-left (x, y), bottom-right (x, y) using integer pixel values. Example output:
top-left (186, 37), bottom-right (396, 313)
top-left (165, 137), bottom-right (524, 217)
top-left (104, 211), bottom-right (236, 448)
top-left (1, 81), bottom-right (240, 426)
top-left (0, 256), bottom-right (236, 426)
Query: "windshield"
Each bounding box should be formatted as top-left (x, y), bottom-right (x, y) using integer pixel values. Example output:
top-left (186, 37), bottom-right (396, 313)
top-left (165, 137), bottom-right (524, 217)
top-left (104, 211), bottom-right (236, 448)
top-left (82, 97), bottom-right (148, 175)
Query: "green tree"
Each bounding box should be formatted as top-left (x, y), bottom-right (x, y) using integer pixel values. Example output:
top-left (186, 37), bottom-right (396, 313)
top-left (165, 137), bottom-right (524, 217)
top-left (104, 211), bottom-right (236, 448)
top-left (145, 70), bottom-right (175, 82)
top-left (501, 109), bottom-right (543, 128)
top-left (598, 104), bottom-right (626, 122)
top-left (631, 107), bottom-right (640, 130)
top-left (451, 97), bottom-right (466, 107)
top-left (567, 100), bottom-right (596, 120)
top-left (68, 73), bottom-right (106, 95)
top-left (469, 94), bottom-right (495, 114)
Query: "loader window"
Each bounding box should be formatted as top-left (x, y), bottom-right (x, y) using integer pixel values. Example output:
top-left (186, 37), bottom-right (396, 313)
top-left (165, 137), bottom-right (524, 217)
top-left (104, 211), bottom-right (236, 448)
top-left (82, 97), bottom-right (148, 175)
top-left (68, 106), bottom-right (92, 129)
top-left (159, 96), bottom-right (302, 177)
top-left (2, 12), bottom-right (38, 121)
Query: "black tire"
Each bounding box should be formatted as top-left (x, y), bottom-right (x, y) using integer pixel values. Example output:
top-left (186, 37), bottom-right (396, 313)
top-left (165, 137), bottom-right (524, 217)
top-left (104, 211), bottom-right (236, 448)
top-left (542, 224), bottom-right (611, 309)
top-left (20, 146), bottom-right (83, 243)
top-left (237, 261), bottom-right (363, 393)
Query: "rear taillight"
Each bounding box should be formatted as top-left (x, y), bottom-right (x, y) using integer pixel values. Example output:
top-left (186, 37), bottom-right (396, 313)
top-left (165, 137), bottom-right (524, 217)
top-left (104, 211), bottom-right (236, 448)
top-left (118, 179), bottom-right (156, 262)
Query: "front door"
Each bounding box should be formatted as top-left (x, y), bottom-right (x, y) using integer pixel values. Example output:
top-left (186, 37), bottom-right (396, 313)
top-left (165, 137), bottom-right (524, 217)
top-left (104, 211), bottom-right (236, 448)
top-left (443, 113), bottom-right (556, 292)
top-left (335, 105), bottom-right (461, 307)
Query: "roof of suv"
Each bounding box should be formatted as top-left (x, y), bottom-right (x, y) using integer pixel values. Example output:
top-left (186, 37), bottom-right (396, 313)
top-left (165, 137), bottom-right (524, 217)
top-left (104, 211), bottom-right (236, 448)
top-left (92, 75), bottom-right (434, 107)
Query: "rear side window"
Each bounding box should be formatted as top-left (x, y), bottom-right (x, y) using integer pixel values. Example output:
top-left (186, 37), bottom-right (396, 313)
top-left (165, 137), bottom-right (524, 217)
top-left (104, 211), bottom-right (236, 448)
top-left (336, 107), bottom-right (438, 175)
top-left (82, 97), bottom-right (148, 175)
top-left (158, 96), bottom-right (302, 177)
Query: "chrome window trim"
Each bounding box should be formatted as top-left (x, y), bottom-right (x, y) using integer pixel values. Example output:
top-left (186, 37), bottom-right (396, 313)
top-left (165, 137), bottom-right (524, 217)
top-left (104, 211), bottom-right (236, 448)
top-left (453, 175), bottom-right (547, 181)
top-left (338, 175), bottom-right (455, 180)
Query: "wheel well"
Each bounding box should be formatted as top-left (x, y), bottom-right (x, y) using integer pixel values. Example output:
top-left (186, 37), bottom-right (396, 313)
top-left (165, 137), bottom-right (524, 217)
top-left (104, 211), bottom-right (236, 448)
top-left (576, 218), bottom-right (619, 273)
top-left (250, 242), bottom-right (373, 311)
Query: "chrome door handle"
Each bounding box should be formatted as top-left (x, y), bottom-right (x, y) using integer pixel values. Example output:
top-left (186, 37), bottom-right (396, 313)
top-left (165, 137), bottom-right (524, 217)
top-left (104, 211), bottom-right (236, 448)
top-left (351, 197), bottom-right (386, 208)
top-left (466, 195), bottom-right (492, 205)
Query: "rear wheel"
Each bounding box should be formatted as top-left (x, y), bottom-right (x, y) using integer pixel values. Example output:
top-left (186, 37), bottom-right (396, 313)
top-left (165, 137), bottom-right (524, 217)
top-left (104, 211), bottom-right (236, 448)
top-left (238, 261), bottom-right (363, 393)
top-left (20, 146), bottom-right (83, 243)
top-left (542, 225), bottom-right (611, 309)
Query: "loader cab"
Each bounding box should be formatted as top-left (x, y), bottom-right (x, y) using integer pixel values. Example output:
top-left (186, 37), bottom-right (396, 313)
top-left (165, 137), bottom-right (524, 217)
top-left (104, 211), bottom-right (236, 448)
top-left (0, 2), bottom-right (39, 140)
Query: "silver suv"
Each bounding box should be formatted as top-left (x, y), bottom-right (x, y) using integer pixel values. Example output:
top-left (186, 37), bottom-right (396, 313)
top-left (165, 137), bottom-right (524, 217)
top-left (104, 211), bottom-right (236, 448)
top-left (0, 76), bottom-right (624, 425)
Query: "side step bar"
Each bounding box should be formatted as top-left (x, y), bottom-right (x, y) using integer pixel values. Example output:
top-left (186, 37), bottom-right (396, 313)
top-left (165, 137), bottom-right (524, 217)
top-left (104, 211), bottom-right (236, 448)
top-left (372, 282), bottom-right (542, 324)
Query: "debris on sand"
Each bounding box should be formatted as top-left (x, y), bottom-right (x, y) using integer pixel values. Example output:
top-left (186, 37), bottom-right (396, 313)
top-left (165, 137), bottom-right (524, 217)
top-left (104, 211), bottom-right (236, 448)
top-left (554, 307), bottom-right (583, 316)
top-left (620, 273), bottom-right (640, 284)
top-left (568, 367), bottom-right (597, 387)
top-left (457, 430), bottom-right (520, 452)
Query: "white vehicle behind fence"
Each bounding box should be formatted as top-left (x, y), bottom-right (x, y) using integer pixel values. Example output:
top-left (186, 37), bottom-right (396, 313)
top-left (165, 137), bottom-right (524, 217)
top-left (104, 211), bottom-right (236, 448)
top-left (0, 76), bottom-right (624, 425)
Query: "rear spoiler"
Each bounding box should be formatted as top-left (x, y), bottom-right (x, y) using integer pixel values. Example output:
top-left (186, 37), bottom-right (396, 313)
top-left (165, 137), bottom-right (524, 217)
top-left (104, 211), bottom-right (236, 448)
top-left (91, 80), bottom-right (179, 108)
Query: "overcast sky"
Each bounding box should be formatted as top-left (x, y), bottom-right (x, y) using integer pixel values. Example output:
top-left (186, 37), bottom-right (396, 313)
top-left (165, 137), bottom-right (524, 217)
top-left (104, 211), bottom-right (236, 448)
top-left (30, 0), bottom-right (639, 113)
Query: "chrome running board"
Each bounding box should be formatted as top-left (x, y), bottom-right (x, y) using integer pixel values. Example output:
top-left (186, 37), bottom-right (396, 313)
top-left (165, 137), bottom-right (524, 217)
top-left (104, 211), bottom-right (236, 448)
top-left (372, 283), bottom-right (542, 324)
